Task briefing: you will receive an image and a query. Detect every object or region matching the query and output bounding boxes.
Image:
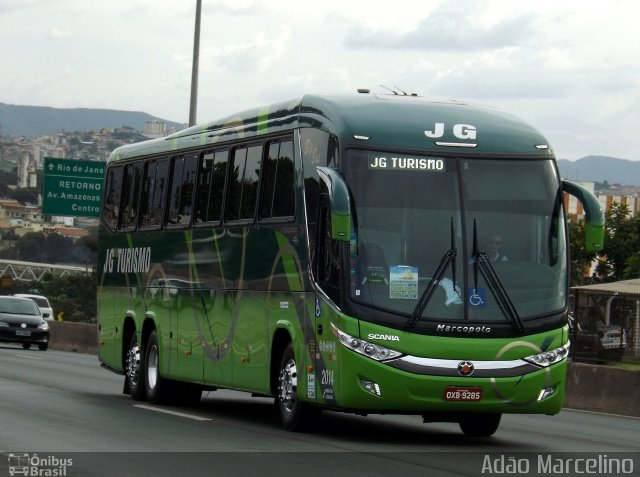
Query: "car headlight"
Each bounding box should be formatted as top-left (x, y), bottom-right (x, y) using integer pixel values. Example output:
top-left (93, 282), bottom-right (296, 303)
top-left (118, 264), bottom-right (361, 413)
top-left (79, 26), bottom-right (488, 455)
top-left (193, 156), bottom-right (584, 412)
top-left (523, 342), bottom-right (569, 367)
top-left (37, 322), bottom-right (49, 331)
top-left (331, 323), bottom-right (402, 361)
top-left (0, 321), bottom-right (8, 327)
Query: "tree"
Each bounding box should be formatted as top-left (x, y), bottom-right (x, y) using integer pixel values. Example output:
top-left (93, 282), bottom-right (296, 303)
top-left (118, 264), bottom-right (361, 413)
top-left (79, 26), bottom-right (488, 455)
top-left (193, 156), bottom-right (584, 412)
top-left (9, 188), bottom-right (40, 205)
top-left (43, 233), bottom-right (73, 263)
top-left (39, 272), bottom-right (97, 322)
top-left (568, 217), bottom-right (599, 286)
top-left (15, 232), bottom-right (46, 262)
top-left (599, 203), bottom-right (640, 281)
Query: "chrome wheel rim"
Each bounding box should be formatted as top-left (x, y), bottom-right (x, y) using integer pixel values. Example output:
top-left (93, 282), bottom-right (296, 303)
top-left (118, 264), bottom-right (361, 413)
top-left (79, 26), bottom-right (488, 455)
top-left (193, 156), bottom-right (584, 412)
top-left (126, 342), bottom-right (141, 388)
top-left (278, 358), bottom-right (298, 414)
top-left (147, 344), bottom-right (158, 390)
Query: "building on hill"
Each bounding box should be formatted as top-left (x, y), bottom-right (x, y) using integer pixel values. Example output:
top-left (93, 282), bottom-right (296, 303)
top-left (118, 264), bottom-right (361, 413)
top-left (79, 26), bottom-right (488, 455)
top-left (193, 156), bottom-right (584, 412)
top-left (598, 194), bottom-right (640, 217)
top-left (51, 226), bottom-right (90, 242)
top-left (0, 199), bottom-right (41, 222)
top-left (144, 119), bottom-right (167, 138)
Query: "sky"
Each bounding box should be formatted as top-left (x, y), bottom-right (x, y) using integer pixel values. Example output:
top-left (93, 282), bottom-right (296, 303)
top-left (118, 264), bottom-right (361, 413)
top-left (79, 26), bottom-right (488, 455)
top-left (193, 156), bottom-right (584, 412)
top-left (1, 0), bottom-right (639, 161)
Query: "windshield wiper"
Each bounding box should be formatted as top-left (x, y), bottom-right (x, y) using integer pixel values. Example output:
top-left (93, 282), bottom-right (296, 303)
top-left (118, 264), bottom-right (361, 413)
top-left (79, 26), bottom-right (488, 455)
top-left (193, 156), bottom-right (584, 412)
top-left (471, 220), bottom-right (525, 333)
top-left (406, 218), bottom-right (458, 328)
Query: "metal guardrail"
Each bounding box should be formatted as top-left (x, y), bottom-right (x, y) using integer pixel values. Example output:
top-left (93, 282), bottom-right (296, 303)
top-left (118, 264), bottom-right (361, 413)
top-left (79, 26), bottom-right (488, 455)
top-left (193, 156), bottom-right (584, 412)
top-left (0, 259), bottom-right (90, 282)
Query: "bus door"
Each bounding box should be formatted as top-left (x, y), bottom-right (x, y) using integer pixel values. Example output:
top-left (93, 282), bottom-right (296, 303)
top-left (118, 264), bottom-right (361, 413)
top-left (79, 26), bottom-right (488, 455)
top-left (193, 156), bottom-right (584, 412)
top-left (311, 195), bottom-right (344, 405)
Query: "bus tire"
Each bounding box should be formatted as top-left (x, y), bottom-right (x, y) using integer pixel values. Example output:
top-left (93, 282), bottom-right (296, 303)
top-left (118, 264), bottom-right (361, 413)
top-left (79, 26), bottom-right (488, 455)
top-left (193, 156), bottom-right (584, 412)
top-left (459, 413), bottom-right (501, 437)
top-left (143, 329), bottom-right (170, 404)
top-left (125, 334), bottom-right (146, 401)
top-left (276, 343), bottom-right (317, 431)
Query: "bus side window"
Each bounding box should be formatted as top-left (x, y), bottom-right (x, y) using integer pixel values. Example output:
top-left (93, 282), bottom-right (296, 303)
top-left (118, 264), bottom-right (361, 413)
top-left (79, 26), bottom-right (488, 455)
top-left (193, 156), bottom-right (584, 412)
top-left (120, 162), bottom-right (142, 231)
top-left (227, 144), bottom-right (261, 222)
top-left (152, 159), bottom-right (169, 226)
top-left (103, 165), bottom-right (123, 231)
top-left (194, 149), bottom-right (228, 225)
top-left (166, 156), bottom-right (185, 226)
top-left (140, 161), bottom-right (156, 228)
top-left (260, 139), bottom-right (295, 220)
top-left (166, 154), bottom-right (197, 227)
top-left (179, 154), bottom-right (198, 225)
top-left (140, 158), bottom-right (169, 228)
top-left (315, 196), bottom-right (342, 305)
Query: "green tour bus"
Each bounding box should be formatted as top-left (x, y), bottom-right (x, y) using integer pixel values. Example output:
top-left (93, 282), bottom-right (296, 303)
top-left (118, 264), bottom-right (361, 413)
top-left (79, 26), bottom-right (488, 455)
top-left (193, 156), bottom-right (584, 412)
top-left (97, 91), bottom-right (604, 436)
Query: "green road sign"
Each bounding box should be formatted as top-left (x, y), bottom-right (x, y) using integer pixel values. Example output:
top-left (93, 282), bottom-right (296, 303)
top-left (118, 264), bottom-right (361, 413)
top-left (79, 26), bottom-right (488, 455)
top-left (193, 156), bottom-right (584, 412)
top-left (42, 157), bottom-right (105, 217)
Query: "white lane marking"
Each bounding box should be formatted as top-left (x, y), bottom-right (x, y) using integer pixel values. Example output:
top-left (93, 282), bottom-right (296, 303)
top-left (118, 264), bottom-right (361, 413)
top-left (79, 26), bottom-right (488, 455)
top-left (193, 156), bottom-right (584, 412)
top-left (134, 404), bottom-right (212, 421)
top-left (14, 354), bottom-right (43, 360)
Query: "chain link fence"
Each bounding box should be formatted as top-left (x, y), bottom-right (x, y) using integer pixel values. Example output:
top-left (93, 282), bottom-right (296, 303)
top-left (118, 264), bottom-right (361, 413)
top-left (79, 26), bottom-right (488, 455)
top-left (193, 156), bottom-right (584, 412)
top-left (570, 280), bottom-right (640, 364)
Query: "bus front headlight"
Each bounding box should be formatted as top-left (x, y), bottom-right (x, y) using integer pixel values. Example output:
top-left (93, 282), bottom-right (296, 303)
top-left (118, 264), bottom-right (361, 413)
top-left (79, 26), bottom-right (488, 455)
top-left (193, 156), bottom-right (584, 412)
top-left (331, 323), bottom-right (402, 361)
top-left (523, 342), bottom-right (569, 367)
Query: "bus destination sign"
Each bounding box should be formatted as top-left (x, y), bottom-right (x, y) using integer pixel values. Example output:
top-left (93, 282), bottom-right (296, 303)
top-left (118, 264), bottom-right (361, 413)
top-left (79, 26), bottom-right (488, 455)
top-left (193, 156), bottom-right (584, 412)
top-left (42, 157), bottom-right (105, 217)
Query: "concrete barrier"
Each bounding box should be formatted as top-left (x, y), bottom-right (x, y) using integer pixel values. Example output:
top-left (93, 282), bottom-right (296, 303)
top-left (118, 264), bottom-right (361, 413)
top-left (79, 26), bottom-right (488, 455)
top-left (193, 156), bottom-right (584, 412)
top-left (48, 320), bottom-right (98, 354)
top-left (47, 323), bottom-right (639, 417)
top-left (564, 362), bottom-right (640, 417)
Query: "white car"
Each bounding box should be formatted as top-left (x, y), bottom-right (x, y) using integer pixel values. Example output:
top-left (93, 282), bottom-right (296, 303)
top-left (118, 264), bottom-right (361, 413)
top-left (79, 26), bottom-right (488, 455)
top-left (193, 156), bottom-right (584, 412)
top-left (13, 294), bottom-right (54, 321)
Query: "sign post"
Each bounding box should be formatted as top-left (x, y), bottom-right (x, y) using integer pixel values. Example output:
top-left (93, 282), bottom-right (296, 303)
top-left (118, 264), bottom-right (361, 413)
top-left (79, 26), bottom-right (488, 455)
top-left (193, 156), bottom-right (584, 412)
top-left (42, 158), bottom-right (105, 217)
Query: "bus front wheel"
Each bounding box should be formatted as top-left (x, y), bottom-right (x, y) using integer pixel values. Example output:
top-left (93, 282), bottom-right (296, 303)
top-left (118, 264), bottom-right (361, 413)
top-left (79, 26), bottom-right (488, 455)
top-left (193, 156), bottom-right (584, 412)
top-left (125, 334), bottom-right (145, 401)
top-left (459, 413), bottom-right (501, 437)
top-left (276, 343), bottom-right (317, 431)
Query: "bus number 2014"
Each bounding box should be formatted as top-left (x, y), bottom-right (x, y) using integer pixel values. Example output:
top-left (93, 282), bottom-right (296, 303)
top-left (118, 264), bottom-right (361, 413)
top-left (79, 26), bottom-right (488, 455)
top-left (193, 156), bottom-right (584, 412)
top-left (321, 370), bottom-right (334, 386)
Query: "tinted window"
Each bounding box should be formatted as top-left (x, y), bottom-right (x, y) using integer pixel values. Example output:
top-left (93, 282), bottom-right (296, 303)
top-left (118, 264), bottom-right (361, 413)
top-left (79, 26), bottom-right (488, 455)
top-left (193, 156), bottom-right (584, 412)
top-left (140, 158), bottom-right (169, 228)
top-left (103, 165), bottom-right (123, 230)
top-left (120, 162), bottom-right (143, 230)
top-left (179, 155), bottom-right (198, 225)
top-left (227, 145), bottom-right (261, 222)
top-left (167, 154), bottom-right (197, 226)
top-left (261, 140), bottom-right (295, 219)
top-left (194, 149), bottom-right (229, 224)
top-left (166, 156), bottom-right (185, 225)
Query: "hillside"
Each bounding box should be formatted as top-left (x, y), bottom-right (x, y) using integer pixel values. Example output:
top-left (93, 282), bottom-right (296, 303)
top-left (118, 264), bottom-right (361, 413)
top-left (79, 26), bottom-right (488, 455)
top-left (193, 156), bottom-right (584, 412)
top-left (0, 102), bottom-right (184, 137)
top-left (557, 156), bottom-right (640, 187)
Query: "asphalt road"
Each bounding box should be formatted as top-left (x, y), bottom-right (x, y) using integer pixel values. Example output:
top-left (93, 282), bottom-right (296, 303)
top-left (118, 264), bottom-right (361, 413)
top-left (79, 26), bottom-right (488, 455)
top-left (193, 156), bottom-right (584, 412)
top-left (0, 346), bottom-right (638, 477)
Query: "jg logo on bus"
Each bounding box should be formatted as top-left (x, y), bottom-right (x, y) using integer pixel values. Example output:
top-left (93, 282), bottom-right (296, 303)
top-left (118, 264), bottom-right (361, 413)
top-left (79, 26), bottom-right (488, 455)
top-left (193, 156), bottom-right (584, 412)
top-left (425, 123), bottom-right (477, 140)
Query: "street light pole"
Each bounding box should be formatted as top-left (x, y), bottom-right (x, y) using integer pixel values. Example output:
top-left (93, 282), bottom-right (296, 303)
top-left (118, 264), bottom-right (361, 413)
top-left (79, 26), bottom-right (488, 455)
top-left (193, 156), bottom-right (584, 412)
top-left (188, 0), bottom-right (202, 127)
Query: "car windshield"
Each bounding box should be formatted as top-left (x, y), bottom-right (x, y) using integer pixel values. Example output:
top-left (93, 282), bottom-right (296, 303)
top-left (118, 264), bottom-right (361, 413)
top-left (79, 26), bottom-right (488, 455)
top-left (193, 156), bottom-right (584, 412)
top-left (344, 150), bottom-right (567, 325)
top-left (0, 298), bottom-right (41, 315)
top-left (29, 297), bottom-right (50, 307)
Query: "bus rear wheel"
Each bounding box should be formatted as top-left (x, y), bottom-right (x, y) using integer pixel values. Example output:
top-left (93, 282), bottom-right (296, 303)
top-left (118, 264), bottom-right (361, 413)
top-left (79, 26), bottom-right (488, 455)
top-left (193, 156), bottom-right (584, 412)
top-left (459, 413), bottom-right (501, 437)
top-left (144, 329), bottom-right (171, 404)
top-left (276, 343), bottom-right (317, 431)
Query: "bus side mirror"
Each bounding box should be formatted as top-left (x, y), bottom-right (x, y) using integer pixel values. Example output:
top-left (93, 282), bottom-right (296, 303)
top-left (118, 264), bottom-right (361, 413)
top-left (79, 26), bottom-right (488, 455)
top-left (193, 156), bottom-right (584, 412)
top-left (562, 180), bottom-right (605, 252)
top-left (317, 167), bottom-right (351, 242)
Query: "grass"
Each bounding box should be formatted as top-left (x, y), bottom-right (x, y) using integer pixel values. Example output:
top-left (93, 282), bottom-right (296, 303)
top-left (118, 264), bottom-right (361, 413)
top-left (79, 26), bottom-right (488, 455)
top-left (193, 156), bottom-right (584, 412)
top-left (600, 361), bottom-right (640, 371)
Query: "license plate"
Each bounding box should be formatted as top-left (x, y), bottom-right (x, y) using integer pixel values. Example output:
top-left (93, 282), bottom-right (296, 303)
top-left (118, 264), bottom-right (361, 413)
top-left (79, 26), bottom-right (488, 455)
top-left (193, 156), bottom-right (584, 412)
top-left (444, 386), bottom-right (483, 401)
top-left (16, 330), bottom-right (31, 337)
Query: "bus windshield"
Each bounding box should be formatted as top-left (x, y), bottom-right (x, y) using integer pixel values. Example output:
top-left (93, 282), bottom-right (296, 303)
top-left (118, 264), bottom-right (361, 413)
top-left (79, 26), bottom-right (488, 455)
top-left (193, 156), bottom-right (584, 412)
top-left (344, 149), bottom-right (567, 325)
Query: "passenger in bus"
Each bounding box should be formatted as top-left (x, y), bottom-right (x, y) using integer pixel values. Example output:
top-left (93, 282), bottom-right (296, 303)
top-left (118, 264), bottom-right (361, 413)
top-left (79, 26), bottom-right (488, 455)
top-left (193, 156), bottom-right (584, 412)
top-left (487, 234), bottom-right (509, 262)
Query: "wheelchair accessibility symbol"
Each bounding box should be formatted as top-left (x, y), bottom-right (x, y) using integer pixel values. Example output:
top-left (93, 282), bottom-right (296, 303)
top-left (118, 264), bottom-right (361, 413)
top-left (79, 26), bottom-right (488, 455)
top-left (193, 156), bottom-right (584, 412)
top-left (467, 288), bottom-right (486, 308)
